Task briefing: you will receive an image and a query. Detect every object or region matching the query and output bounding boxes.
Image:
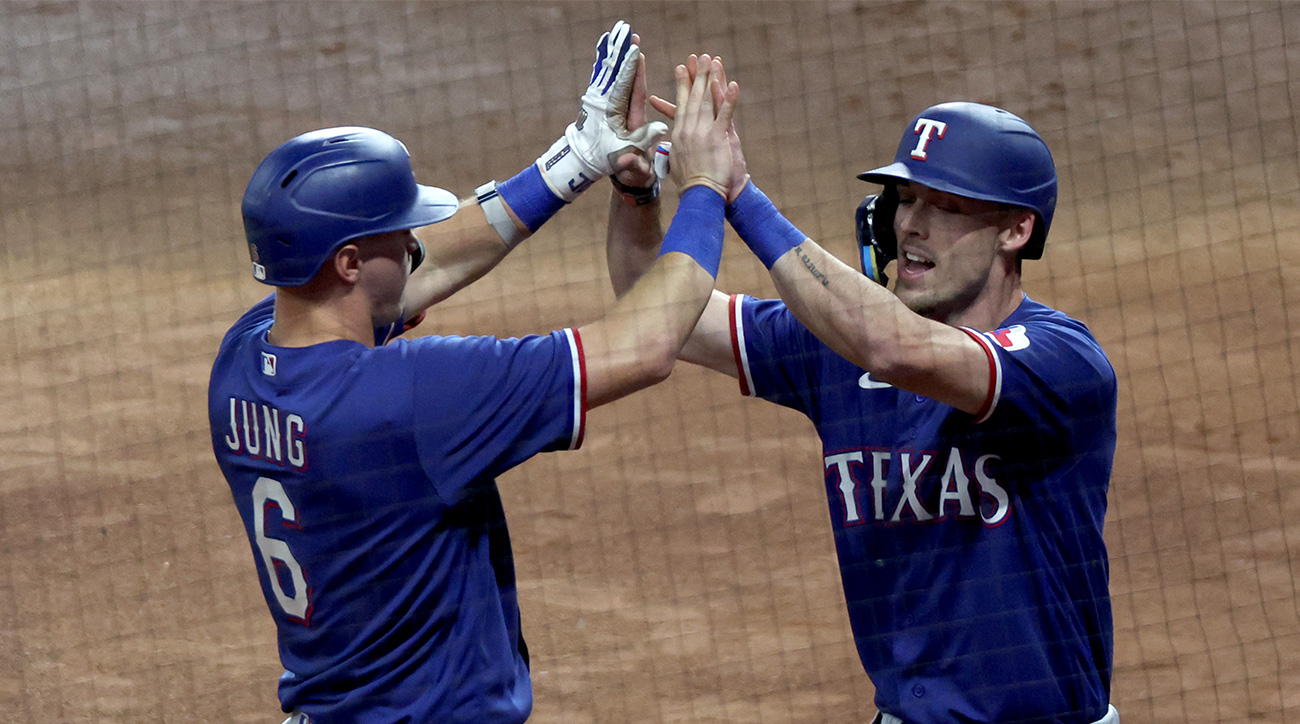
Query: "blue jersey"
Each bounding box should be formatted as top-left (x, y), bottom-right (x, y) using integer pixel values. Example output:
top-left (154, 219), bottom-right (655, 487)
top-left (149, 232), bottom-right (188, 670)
top-left (208, 295), bottom-right (586, 724)
top-left (729, 293), bottom-right (1116, 724)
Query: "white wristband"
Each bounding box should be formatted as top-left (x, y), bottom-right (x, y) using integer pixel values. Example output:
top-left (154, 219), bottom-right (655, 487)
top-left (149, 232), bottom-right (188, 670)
top-left (536, 134), bottom-right (601, 203)
top-left (475, 181), bottom-right (527, 248)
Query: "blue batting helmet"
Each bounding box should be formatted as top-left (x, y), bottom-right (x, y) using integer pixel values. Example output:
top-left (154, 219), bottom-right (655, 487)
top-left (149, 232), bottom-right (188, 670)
top-left (855, 102), bottom-right (1057, 274)
top-left (241, 127), bottom-right (460, 286)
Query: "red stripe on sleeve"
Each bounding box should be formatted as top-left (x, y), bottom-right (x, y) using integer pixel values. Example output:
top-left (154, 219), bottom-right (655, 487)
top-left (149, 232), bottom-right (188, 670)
top-left (571, 328), bottom-right (588, 449)
top-left (959, 327), bottom-right (998, 423)
top-left (729, 295), bottom-right (752, 397)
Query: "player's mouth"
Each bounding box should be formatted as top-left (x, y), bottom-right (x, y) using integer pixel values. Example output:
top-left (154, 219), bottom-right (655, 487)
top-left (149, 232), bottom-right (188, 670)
top-left (896, 248), bottom-right (936, 280)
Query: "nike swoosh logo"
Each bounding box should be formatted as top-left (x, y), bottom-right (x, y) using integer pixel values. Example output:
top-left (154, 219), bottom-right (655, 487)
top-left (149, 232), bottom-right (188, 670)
top-left (858, 372), bottom-right (892, 389)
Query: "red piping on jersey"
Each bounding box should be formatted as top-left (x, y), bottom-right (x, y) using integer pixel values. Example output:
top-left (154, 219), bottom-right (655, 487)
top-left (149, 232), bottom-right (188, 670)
top-left (959, 327), bottom-right (998, 422)
top-left (571, 328), bottom-right (588, 450)
top-left (729, 295), bottom-right (753, 396)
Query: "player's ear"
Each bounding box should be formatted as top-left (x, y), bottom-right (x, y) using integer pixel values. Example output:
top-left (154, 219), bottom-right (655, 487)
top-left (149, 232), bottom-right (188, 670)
top-left (998, 209), bottom-right (1036, 257)
top-left (331, 244), bottom-right (363, 284)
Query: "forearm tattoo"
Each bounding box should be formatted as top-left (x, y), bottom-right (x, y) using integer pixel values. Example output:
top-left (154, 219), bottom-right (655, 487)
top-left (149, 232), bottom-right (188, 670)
top-left (793, 244), bottom-right (830, 287)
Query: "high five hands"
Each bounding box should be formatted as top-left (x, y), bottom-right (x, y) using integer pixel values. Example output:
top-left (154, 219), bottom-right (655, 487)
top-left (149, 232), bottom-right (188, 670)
top-left (649, 56), bottom-right (749, 201)
top-left (611, 51), bottom-right (743, 200)
top-left (667, 54), bottom-right (740, 199)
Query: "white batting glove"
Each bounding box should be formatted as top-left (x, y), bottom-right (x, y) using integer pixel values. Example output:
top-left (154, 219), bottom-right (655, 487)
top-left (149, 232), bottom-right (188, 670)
top-left (653, 141), bottom-right (671, 180)
top-left (536, 20), bottom-right (669, 202)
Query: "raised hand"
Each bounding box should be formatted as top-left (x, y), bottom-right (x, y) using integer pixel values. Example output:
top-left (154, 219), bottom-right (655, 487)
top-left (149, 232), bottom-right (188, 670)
top-left (590, 23), bottom-right (666, 156)
top-left (650, 56), bottom-right (749, 201)
top-left (611, 39), bottom-right (660, 192)
top-left (667, 54), bottom-right (739, 198)
top-left (537, 21), bottom-right (668, 202)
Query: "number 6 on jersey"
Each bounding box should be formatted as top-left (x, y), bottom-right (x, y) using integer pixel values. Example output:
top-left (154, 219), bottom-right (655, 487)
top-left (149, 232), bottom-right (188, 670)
top-left (253, 476), bottom-right (312, 623)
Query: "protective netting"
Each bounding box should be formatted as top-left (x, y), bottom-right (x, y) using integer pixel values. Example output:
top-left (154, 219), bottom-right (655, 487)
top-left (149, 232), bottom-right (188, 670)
top-left (1, 2), bottom-right (1296, 722)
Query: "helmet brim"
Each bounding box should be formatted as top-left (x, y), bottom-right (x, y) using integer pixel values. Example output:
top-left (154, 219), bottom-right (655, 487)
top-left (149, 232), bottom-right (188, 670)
top-left (857, 162), bottom-right (1003, 206)
top-left (339, 183), bottom-right (460, 245)
top-left (406, 183), bottom-right (460, 228)
top-left (856, 162), bottom-right (908, 187)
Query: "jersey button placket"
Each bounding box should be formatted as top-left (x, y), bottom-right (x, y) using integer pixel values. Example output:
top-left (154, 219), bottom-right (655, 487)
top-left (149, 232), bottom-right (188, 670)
top-left (912, 684), bottom-right (926, 698)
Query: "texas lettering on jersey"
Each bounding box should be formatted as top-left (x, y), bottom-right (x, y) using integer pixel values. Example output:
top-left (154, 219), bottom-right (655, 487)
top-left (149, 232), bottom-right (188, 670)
top-left (824, 446), bottom-right (1011, 526)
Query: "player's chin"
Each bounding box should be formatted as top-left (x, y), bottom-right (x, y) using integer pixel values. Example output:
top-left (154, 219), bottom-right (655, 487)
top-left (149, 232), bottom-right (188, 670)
top-left (371, 303), bottom-right (406, 330)
top-left (895, 285), bottom-right (941, 318)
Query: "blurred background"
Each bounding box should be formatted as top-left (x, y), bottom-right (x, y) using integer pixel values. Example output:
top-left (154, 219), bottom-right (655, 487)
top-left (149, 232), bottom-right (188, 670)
top-left (0, 2), bottom-right (1296, 722)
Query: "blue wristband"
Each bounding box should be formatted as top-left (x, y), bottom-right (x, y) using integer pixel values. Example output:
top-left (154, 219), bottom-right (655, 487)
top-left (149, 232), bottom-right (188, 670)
top-left (658, 185), bottom-right (725, 278)
top-left (496, 165), bottom-right (566, 232)
top-left (725, 182), bottom-right (806, 269)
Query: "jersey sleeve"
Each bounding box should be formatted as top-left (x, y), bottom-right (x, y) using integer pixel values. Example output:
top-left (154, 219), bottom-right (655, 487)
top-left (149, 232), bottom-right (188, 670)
top-left (408, 328), bottom-right (585, 505)
top-left (728, 294), bottom-right (825, 416)
top-left (962, 315), bottom-right (1117, 449)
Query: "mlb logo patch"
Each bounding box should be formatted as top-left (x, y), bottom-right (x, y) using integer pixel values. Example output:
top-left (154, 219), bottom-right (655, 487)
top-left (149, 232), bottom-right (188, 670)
top-left (987, 324), bottom-right (1030, 351)
top-left (262, 352), bottom-right (278, 376)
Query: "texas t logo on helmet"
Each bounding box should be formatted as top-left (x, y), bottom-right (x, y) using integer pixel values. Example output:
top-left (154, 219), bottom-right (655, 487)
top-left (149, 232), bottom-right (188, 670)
top-left (908, 118), bottom-right (948, 160)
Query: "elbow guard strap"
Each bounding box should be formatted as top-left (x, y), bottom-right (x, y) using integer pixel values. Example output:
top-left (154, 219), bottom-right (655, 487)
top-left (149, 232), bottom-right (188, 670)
top-left (475, 181), bottom-right (528, 248)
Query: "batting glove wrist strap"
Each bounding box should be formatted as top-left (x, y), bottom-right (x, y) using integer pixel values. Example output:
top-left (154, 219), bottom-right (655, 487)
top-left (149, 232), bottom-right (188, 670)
top-left (610, 174), bottom-right (660, 206)
top-left (726, 182), bottom-right (806, 270)
top-left (658, 186), bottom-right (725, 278)
top-left (475, 181), bottom-right (528, 247)
top-left (496, 166), bottom-right (566, 234)
top-left (538, 20), bottom-right (668, 203)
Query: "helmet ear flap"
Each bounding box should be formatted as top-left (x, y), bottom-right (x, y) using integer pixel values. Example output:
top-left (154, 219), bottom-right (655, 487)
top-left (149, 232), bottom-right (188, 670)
top-left (1019, 214), bottom-right (1047, 260)
top-left (410, 239), bottom-right (426, 273)
top-left (856, 188), bottom-right (898, 285)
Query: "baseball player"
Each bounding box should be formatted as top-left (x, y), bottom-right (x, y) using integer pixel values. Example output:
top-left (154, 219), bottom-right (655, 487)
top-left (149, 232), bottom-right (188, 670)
top-left (208, 20), bottom-right (740, 723)
top-left (616, 64), bottom-right (1120, 724)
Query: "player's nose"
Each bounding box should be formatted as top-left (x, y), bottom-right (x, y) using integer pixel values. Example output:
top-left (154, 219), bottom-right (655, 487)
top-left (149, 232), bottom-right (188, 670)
top-left (896, 200), bottom-right (928, 239)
